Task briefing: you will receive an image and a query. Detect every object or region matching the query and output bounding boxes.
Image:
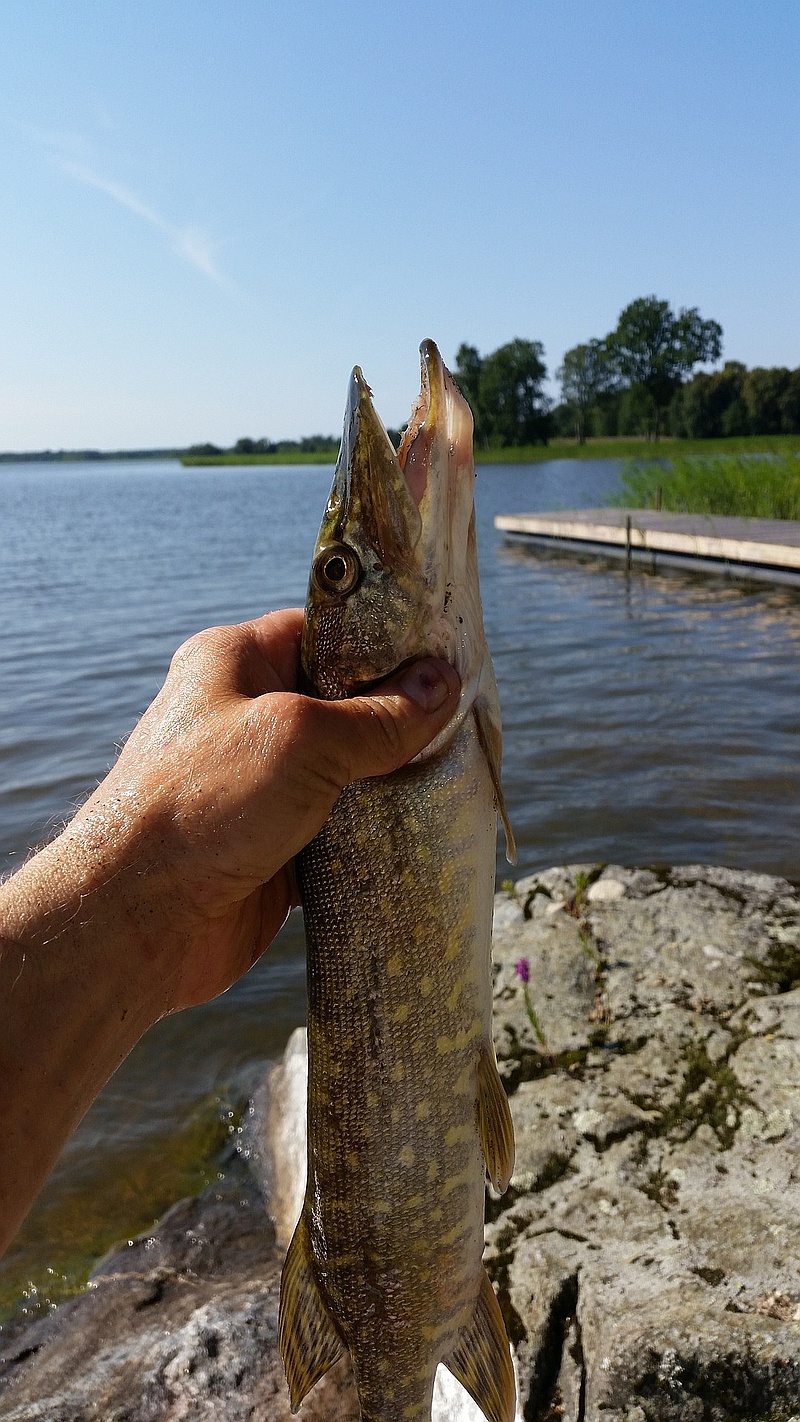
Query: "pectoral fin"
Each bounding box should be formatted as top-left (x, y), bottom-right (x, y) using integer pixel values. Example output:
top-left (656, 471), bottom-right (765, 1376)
top-left (476, 1044), bottom-right (515, 1194)
top-left (279, 1214), bottom-right (344, 1412)
top-left (472, 660), bottom-right (517, 864)
top-left (444, 1267), bottom-right (516, 1422)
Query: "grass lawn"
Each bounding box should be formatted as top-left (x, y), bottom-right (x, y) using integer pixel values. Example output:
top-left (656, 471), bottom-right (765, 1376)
top-left (474, 434), bottom-right (800, 464)
top-left (181, 450), bottom-right (338, 465)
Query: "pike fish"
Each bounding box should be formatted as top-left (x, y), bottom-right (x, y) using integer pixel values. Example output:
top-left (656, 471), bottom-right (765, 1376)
top-left (279, 340), bottom-right (517, 1422)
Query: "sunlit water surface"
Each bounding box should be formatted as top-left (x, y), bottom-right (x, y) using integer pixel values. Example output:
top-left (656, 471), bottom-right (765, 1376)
top-left (1, 458), bottom-right (798, 1314)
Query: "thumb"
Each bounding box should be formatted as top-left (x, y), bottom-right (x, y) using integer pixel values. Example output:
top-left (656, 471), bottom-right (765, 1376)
top-left (312, 658), bottom-right (461, 786)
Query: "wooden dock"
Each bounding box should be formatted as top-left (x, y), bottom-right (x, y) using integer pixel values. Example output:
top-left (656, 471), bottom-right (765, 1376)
top-left (494, 508), bottom-right (800, 586)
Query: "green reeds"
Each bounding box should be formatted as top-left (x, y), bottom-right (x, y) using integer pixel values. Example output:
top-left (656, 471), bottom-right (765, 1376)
top-left (617, 452), bottom-right (800, 520)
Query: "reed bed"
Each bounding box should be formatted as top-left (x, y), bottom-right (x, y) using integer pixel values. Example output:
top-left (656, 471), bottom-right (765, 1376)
top-left (618, 453), bottom-right (800, 520)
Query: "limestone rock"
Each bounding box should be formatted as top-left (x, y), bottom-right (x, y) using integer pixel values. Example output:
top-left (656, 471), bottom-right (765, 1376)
top-left (488, 864), bottom-right (800, 1420)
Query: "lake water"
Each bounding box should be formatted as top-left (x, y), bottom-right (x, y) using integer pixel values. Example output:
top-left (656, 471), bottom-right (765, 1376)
top-left (2, 456), bottom-right (800, 1315)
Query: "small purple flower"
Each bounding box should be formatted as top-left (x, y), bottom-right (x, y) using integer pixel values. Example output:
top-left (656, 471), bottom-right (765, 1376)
top-left (515, 957), bottom-right (530, 985)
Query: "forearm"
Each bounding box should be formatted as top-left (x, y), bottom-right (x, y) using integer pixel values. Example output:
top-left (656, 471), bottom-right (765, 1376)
top-left (0, 815), bottom-right (161, 1254)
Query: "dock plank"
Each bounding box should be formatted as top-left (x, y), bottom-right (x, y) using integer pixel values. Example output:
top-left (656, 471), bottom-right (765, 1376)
top-left (494, 508), bottom-right (800, 583)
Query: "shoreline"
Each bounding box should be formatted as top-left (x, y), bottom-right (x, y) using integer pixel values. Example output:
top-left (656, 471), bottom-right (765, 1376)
top-left (181, 434), bottom-right (800, 467)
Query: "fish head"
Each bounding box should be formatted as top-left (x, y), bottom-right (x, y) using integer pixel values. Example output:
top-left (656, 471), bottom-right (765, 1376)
top-left (302, 340), bottom-right (488, 719)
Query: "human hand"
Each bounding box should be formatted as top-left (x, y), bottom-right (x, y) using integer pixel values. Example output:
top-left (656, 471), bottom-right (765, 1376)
top-left (54, 607), bottom-right (461, 1016)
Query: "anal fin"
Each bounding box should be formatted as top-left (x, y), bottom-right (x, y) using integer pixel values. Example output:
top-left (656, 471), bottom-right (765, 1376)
top-left (444, 1267), bottom-right (516, 1422)
top-left (476, 1044), bottom-right (515, 1194)
top-left (279, 1214), bottom-right (344, 1412)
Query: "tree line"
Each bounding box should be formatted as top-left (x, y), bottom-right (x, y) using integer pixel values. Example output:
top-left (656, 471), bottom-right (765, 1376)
top-left (668, 362), bottom-right (800, 440)
top-left (458, 297), bottom-right (800, 445)
top-left (457, 296), bottom-right (724, 446)
top-left (186, 434), bottom-right (339, 459)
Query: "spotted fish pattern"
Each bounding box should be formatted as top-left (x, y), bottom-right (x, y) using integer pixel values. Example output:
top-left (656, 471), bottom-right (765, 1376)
top-left (279, 342), bottom-right (516, 1422)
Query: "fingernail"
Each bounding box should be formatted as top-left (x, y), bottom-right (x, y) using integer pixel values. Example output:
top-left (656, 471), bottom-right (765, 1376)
top-left (398, 659), bottom-right (456, 712)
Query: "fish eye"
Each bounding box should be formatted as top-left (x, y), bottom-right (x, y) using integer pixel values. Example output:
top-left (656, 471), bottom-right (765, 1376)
top-left (313, 543), bottom-right (361, 596)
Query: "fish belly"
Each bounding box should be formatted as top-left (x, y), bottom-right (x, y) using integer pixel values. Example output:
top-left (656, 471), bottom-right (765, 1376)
top-left (298, 719), bottom-right (496, 1419)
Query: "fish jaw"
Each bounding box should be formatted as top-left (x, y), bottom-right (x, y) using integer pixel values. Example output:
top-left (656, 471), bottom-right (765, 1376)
top-left (399, 337), bottom-right (479, 633)
top-left (400, 340), bottom-right (498, 763)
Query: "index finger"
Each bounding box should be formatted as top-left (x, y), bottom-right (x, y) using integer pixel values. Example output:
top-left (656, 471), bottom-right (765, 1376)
top-left (167, 609), bottom-right (304, 703)
top-left (240, 608), bottom-right (304, 692)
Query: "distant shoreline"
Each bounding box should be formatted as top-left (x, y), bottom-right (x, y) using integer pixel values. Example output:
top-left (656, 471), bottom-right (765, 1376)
top-left (2, 434), bottom-right (799, 468)
top-left (0, 449), bottom-right (182, 464)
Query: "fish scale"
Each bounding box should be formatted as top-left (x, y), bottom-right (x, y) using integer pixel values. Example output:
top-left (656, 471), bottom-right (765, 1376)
top-left (279, 341), bottom-right (516, 1422)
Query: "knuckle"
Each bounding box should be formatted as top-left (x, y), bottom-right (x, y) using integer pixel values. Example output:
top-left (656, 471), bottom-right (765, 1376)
top-left (261, 694), bottom-right (348, 799)
top-left (257, 694), bottom-right (320, 772)
top-left (170, 626), bottom-right (220, 672)
top-left (272, 693), bottom-right (314, 748)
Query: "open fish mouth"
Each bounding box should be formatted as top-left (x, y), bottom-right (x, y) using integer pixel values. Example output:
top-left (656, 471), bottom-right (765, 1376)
top-left (301, 339), bottom-right (481, 702)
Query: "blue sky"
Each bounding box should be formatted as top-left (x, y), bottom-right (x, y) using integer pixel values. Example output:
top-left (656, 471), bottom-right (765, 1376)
top-left (1, 1), bottom-right (799, 448)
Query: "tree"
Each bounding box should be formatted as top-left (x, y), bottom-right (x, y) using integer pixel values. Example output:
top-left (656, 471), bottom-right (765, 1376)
top-left (187, 442), bottom-right (223, 457)
top-left (232, 436), bottom-right (275, 454)
top-left (617, 384), bottom-right (656, 437)
top-left (607, 297), bottom-right (722, 439)
top-left (779, 369), bottom-right (800, 434)
top-left (479, 339), bottom-right (551, 446)
top-left (557, 339), bottom-right (615, 443)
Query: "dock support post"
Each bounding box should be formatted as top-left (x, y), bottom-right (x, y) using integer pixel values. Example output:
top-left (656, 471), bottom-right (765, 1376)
top-left (625, 514), bottom-right (632, 572)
